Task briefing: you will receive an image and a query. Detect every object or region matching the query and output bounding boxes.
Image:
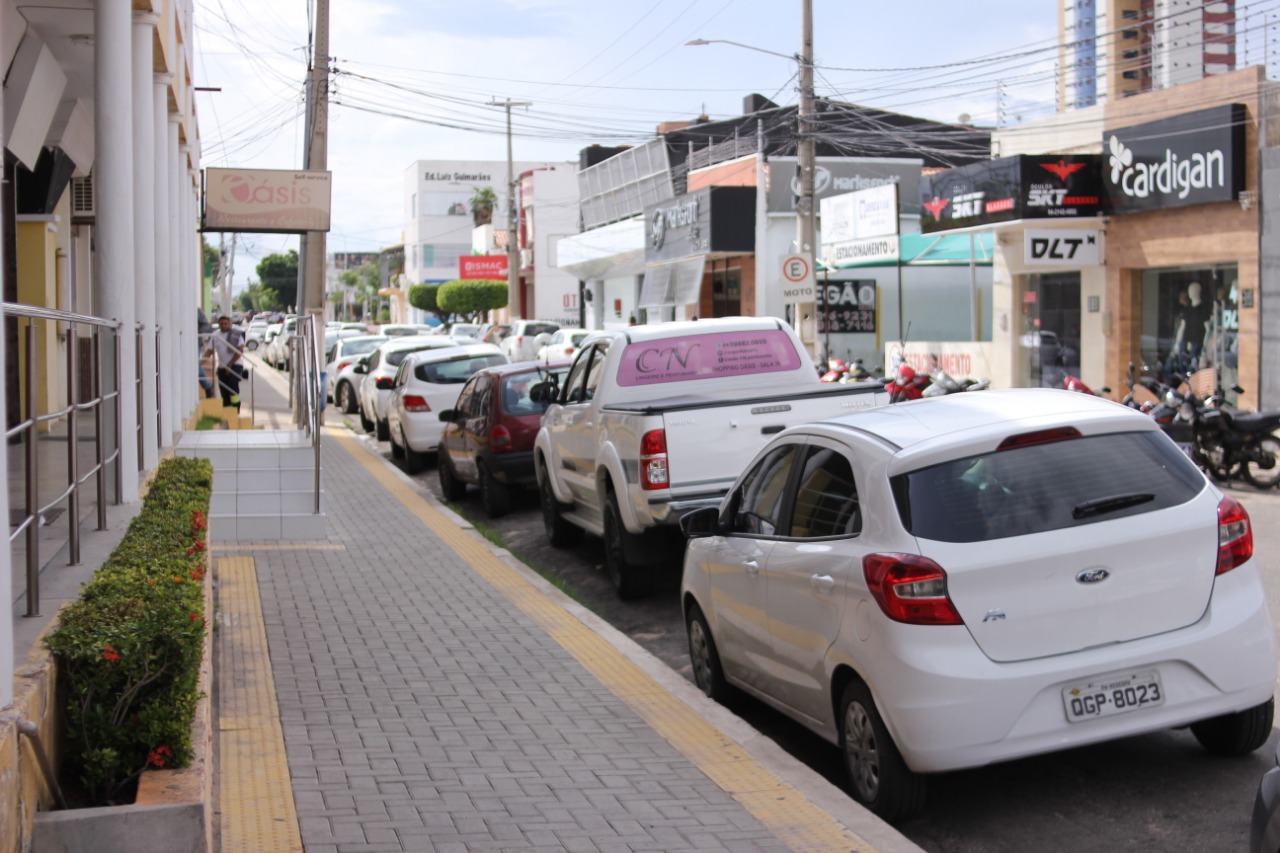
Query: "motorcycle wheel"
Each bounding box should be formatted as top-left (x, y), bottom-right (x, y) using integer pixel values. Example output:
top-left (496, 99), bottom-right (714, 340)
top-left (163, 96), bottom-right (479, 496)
top-left (1243, 435), bottom-right (1280, 489)
top-left (1194, 438), bottom-right (1237, 482)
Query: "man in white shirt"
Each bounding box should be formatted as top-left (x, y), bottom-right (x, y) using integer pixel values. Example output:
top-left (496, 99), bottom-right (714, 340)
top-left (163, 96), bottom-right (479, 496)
top-left (204, 316), bottom-right (246, 409)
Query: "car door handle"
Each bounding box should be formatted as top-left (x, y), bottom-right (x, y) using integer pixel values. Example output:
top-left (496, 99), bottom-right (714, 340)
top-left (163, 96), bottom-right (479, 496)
top-left (811, 574), bottom-right (835, 591)
top-left (743, 559), bottom-right (760, 574)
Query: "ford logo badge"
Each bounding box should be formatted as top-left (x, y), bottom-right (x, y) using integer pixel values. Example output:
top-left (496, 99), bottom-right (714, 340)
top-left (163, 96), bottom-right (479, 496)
top-left (1076, 568), bottom-right (1110, 584)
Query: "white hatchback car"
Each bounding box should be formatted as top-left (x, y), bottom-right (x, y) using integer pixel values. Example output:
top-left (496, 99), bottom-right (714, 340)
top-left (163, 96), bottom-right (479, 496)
top-left (385, 343), bottom-right (508, 473)
top-left (501, 320), bottom-right (560, 362)
top-left (354, 336), bottom-right (473, 439)
top-left (533, 327), bottom-right (590, 363)
top-left (325, 335), bottom-right (387, 412)
top-left (680, 388), bottom-right (1275, 821)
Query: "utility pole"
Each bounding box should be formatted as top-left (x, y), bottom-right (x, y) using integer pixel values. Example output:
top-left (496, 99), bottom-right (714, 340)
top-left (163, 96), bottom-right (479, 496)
top-left (795, 0), bottom-right (818, 356)
top-left (302, 0), bottom-right (329, 322)
top-left (489, 98), bottom-right (530, 320)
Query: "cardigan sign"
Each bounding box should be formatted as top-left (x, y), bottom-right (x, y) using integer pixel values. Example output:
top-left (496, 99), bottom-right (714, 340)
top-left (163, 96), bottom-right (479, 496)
top-left (1103, 104), bottom-right (1245, 213)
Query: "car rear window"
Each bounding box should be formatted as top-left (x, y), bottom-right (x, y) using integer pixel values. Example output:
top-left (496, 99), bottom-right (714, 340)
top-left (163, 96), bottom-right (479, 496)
top-left (524, 323), bottom-right (559, 338)
top-left (386, 344), bottom-right (447, 367)
top-left (893, 431), bottom-right (1205, 543)
top-left (415, 354), bottom-right (506, 384)
top-left (501, 367), bottom-right (570, 416)
top-left (615, 329), bottom-right (803, 386)
top-left (341, 337), bottom-right (387, 356)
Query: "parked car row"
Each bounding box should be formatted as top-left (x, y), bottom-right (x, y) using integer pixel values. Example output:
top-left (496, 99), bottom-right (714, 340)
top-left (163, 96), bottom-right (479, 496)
top-left (277, 316), bottom-right (1280, 828)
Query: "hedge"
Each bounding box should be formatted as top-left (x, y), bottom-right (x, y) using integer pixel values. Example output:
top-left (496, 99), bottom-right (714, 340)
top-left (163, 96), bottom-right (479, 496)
top-left (45, 456), bottom-right (214, 805)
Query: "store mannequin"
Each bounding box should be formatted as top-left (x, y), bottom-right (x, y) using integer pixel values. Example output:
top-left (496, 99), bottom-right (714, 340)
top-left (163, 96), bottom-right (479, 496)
top-left (1169, 282), bottom-right (1211, 375)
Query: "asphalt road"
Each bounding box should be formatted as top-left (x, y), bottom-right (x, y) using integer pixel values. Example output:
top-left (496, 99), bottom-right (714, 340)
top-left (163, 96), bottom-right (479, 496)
top-left (338, 406), bottom-right (1280, 853)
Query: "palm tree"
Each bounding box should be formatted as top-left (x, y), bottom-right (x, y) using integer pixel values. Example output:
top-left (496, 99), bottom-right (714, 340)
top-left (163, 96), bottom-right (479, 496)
top-left (469, 187), bottom-right (497, 227)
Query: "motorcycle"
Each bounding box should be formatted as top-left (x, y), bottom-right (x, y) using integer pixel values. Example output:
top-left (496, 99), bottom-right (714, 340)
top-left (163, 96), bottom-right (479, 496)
top-left (885, 365), bottom-right (932, 403)
top-left (1152, 386), bottom-right (1280, 488)
top-left (921, 369), bottom-right (990, 397)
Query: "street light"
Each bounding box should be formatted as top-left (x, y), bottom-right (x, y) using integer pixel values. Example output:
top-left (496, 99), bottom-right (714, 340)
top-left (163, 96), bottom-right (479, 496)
top-left (686, 12), bottom-right (818, 355)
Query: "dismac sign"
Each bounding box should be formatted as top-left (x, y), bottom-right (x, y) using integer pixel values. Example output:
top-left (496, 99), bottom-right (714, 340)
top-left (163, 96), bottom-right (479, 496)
top-left (459, 255), bottom-right (508, 280)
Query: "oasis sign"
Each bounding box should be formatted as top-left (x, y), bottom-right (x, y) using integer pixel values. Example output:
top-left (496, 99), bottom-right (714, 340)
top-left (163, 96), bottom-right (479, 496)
top-left (1103, 104), bottom-right (1245, 213)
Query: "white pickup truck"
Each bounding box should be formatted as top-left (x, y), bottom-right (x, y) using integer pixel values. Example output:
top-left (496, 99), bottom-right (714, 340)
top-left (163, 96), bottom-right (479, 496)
top-left (532, 317), bottom-right (887, 598)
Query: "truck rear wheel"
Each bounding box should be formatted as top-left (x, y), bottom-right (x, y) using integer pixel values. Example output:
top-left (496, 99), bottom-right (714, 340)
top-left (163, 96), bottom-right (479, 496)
top-left (604, 491), bottom-right (646, 600)
top-left (539, 463), bottom-right (583, 548)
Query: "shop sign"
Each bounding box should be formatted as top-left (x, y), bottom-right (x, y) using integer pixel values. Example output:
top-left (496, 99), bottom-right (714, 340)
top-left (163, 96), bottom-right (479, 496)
top-left (1103, 104), bottom-right (1245, 213)
top-left (823, 235), bottom-right (899, 267)
top-left (819, 280), bottom-right (877, 333)
top-left (1023, 229), bottom-right (1102, 266)
top-left (768, 157), bottom-right (922, 215)
top-left (203, 168), bottom-right (332, 233)
top-left (885, 340), bottom-right (994, 380)
top-left (458, 255), bottom-right (508, 280)
top-left (643, 187), bottom-right (754, 264)
top-left (921, 155), bottom-right (1103, 233)
top-left (820, 183), bottom-right (899, 244)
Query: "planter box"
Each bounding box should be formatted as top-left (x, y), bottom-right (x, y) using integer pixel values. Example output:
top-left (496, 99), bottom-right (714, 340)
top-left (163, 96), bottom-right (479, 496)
top-left (26, 553), bottom-right (215, 853)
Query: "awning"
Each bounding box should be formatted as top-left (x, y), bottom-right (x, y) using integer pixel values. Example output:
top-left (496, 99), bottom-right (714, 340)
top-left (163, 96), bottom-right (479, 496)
top-left (639, 256), bottom-right (706, 308)
top-left (826, 232), bottom-right (994, 269)
top-left (556, 218), bottom-right (646, 280)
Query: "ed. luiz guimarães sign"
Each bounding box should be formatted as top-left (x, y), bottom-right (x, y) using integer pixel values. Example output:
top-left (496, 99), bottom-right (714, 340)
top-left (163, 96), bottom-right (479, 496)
top-left (203, 168), bottom-right (332, 233)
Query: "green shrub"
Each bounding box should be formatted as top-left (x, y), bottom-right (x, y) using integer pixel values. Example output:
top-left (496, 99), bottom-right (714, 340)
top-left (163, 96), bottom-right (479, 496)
top-left (437, 279), bottom-right (508, 321)
top-left (45, 456), bottom-right (213, 805)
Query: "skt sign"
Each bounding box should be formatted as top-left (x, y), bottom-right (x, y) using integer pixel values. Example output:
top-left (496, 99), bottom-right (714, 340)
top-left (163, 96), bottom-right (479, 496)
top-left (1023, 229), bottom-right (1102, 267)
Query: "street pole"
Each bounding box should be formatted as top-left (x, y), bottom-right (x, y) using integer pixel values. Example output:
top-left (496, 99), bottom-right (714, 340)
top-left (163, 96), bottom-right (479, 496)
top-left (794, 0), bottom-right (818, 357)
top-left (489, 98), bottom-right (531, 321)
top-left (302, 0), bottom-right (329, 325)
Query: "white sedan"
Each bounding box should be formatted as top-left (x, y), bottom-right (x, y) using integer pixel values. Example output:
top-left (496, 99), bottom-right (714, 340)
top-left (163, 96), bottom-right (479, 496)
top-left (533, 327), bottom-right (590, 363)
top-left (680, 388), bottom-right (1275, 821)
top-left (385, 343), bottom-right (508, 473)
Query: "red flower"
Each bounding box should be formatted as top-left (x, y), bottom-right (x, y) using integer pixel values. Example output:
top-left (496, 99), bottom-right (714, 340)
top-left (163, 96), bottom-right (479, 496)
top-left (171, 576), bottom-right (184, 584)
top-left (147, 745), bottom-right (173, 768)
top-left (102, 645), bottom-right (120, 663)
top-left (189, 612), bottom-right (202, 622)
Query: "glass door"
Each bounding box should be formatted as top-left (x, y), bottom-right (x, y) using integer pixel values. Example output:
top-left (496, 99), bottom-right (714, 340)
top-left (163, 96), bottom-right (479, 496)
top-left (1021, 273), bottom-right (1081, 388)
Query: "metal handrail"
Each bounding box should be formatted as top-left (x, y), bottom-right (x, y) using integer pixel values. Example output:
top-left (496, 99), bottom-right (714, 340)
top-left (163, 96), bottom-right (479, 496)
top-left (3, 303), bottom-right (123, 617)
top-left (289, 317), bottom-right (323, 514)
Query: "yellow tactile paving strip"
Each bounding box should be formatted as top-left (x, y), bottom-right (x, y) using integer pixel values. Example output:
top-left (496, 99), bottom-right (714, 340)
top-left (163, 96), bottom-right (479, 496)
top-left (330, 427), bottom-right (877, 853)
top-left (213, 543), bottom-right (347, 552)
top-left (217, 555), bottom-right (305, 853)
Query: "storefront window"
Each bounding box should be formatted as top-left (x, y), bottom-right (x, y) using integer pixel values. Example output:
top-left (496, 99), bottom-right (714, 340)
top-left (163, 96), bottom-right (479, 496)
top-left (1020, 273), bottom-right (1081, 388)
top-left (1139, 265), bottom-right (1237, 402)
top-left (709, 261), bottom-right (741, 317)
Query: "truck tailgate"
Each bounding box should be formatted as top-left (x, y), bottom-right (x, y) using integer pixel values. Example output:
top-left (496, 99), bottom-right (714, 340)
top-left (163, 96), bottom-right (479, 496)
top-left (657, 383), bottom-right (886, 498)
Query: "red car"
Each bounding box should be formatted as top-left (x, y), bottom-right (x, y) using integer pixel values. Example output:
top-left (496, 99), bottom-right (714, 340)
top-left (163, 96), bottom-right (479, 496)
top-left (437, 360), bottom-right (572, 516)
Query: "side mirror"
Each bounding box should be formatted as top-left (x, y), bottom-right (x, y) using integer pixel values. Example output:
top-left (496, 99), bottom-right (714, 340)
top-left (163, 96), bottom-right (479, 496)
top-left (438, 409), bottom-right (461, 423)
top-left (353, 362), bottom-right (368, 375)
top-left (529, 381), bottom-right (558, 404)
top-left (679, 506), bottom-right (723, 539)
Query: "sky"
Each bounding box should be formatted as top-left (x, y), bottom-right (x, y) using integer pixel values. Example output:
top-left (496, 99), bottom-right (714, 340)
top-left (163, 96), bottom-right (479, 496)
top-left (191, 0), bottom-right (1280, 293)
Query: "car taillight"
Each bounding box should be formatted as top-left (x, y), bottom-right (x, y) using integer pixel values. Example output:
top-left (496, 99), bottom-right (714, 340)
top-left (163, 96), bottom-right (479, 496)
top-left (403, 395), bottom-right (430, 413)
top-left (1217, 495), bottom-right (1253, 575)
top-left (562, 347), bottom-right (574, 355)
top-left (375, 377), bottom-right (396, 390)
top-left (863, 553), bottom-right (963, 625)
top-left (337, 359), bottom-right (352, 372)
top-left (640, 429), bottom-right (668, 490)
top-left (490, 424), bottom-right (512, 452)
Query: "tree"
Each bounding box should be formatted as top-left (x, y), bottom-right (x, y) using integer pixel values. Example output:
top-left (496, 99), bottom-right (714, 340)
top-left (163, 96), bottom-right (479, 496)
top-left (236, 282), bottom-right (277, 312)
top-left (408, 283), bottom-right (450, 326)
top-left (202, 238), bottom-right (221, 281)
top-left (257, 250), bottom-right (300, 310)
top-left (437, 279), bottom-right (508, 322)
top-left (469, 187), bottom-right (497, 228)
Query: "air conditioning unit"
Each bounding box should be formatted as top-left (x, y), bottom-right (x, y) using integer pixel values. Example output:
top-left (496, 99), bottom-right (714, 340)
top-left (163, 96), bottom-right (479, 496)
top-left (70, 175), bottom-right (94, 223)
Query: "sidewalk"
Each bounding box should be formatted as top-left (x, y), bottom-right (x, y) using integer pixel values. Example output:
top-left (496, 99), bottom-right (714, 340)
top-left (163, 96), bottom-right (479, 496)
top-left (213, 358), bottom-right (921, 853)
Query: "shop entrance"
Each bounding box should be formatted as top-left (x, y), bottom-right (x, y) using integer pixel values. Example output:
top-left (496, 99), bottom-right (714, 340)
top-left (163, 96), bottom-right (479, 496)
top-left (708, 260), bottom-right (741, 317)
top-left (1139, 264), bottom-right (1237, 400)
top-left (1021, 273), bottom-right (1081, 388)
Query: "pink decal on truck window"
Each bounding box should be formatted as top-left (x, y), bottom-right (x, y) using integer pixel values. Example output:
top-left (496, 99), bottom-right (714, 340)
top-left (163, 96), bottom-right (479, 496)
top-left (616, 330), bottom-right (804, 387)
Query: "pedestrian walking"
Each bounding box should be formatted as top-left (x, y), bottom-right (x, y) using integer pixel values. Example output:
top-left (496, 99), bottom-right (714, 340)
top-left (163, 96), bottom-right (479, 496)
top-left (205, 315), bottom-right (246, 410)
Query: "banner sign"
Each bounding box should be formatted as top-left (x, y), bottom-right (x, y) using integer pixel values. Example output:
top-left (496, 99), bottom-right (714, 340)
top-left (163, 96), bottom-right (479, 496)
top-left (1102, 104), bottom-right (1245, 213)
top-left (203, 168), bottom-right (332, 233)
top-left (459, 255), bottom-right (508, 280)
top-left (1023, 229), bottom-right (1103, 266)
top-left (920, 155), bottom-right (1103, 232)
top-left (643, 186), bottom-right (755, 264)
top-left (768, 157), bottom-right (922, 215)
top-left (819, 280), bottom-right (877, 333)
top-left (823, 235), bottom-right (899, 267)
top-left (820, 183), bottom-right (899, 244)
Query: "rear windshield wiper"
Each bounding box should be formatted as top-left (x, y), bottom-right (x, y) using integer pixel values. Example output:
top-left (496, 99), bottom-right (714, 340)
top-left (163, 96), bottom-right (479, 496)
top-left (1072, 493), bottom-right (1155, 520)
